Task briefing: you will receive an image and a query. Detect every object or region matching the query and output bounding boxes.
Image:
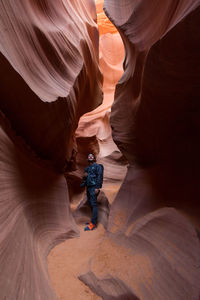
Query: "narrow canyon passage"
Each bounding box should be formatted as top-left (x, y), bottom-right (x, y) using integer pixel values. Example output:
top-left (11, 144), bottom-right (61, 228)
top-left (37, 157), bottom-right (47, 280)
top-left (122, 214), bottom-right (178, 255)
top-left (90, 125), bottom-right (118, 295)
top-left (47, 2), bottom-right (126, 299)
top-left (0, 0), bottom-right (200, 299)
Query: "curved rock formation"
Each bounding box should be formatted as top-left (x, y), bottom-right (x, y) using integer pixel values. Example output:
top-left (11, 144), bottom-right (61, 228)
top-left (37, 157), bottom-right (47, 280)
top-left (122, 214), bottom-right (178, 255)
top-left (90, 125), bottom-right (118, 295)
top-left (0, 113), bottom-right (79, 299)
top-left (105, 0), bottom-right (200, 163)
top-left (80, 206), bottom-right (200, 299)
top-left (0, 0), bottom-right (102, 170)
top-left (71, 1), bottom-right (126, 205)
top-left (79, 1), bottom-right (200, 299)
top-left (2, 0), bottom-right (200, 298)
top-left (76, 13), bottom-right (124, 158)
top-left (0, 0), bottom-right (102, 299)
top-left (105, 0), bottom-right (200, 228)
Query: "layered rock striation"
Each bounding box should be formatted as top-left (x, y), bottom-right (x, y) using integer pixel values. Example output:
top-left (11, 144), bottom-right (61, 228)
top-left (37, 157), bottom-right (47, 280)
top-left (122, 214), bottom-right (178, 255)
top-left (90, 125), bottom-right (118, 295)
top-left (0, 0), bottom-right (102, 170)
top-left (80, 1), bottom-right (200, 299)
top-left (0, 0), bottom-right (102, 299)
top-left (70, 0), bottom-right (127, 204)
top-left (1, 0), bottom-right (200, 299)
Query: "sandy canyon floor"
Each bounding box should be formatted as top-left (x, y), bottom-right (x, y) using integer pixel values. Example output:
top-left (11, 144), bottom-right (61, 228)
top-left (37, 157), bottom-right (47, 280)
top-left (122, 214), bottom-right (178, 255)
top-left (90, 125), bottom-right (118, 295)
top-left (47, 184), bottom-right (120, 299)
top-left (48, 223), bottom-right (104, 299)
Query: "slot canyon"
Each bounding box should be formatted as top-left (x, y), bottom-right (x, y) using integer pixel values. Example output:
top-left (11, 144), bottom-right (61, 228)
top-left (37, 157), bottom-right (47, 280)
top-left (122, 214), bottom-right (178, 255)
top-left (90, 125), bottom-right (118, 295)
top-left (0, 0), bottom-right (200, 299)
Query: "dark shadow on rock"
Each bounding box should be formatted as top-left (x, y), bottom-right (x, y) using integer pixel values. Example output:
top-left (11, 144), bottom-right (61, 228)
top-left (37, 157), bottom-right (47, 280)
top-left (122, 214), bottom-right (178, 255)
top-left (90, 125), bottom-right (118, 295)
top-left (196, 229), bottom-right (200, 241)
top-left (73, 191), bottom-right (110, 229)
top-left (79, 271), bottom-right (140, 300)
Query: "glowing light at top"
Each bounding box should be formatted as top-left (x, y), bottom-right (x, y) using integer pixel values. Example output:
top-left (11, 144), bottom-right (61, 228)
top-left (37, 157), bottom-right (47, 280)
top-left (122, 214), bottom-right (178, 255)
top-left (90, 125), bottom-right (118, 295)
top-left (95, 0), bottom-right (118, 35)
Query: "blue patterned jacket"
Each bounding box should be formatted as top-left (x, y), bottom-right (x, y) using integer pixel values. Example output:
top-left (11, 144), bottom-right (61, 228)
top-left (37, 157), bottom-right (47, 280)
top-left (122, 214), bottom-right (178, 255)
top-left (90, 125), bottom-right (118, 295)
top-left (80, 163), bottom-right (104, 189)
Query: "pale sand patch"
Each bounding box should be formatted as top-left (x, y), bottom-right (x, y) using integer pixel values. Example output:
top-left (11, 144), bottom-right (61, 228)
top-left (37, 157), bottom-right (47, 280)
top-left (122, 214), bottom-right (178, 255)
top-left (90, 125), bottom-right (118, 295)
top-left (48, 224), bottom-right (105, 299)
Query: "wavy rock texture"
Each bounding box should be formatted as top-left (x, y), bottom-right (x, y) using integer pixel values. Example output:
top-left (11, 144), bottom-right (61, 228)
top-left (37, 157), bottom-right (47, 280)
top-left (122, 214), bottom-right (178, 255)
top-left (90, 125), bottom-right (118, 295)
top-left (80, 1), bottom-right (200, 299)
top-left (105, 0), bottom-right (200, 163)
top-left (0, 0), bottom-right (102, 170)
top-left (81, 206), bottom-right (200, 299)
top-left (0, 113), bottom-right (79, 299)
top-left (76, 0), bottom-right (124, 156)
top-left (73, 0), bottom-right (126, 204)
top-left (0, 0), bottom-right (102, 299)
top-left (46, 3), bottom-right (127, 297)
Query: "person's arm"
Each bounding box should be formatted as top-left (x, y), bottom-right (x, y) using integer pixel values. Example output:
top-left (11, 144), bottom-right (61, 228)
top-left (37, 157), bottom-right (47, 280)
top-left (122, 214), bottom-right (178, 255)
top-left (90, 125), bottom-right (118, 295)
top-left (95, 164), bottom-right (104, 193)
top-left (80, 167), bottom-right (88, 187)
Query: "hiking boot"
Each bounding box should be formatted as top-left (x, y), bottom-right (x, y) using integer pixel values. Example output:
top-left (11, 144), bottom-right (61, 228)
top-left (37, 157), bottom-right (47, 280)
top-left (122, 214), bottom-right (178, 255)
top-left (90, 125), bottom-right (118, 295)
top-left (84, 222), bottom-right (96, 231)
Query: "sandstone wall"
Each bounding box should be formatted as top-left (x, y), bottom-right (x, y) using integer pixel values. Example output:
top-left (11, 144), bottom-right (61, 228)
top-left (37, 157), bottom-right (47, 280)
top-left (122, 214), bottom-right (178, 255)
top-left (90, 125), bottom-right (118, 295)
top-left (79, 1), bottom-right (200, 299)
top-left (0, 0), bottom-right (102, 298)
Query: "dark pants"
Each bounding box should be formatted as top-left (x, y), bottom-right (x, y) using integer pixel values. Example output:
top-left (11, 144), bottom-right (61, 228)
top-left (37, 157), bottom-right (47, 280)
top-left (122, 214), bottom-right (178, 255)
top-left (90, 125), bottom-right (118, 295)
top-left (87, 187), bottom-right (98, 225)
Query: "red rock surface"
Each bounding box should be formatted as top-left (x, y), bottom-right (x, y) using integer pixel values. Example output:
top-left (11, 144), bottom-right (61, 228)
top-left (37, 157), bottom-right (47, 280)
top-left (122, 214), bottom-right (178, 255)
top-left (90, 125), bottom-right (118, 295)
top-left (79, 1), bottom-right (200, 299)
top-left (0, 0), bottom-right (102, 299)
top-left (0, 0), bottom-right (102, 170)
top-left (68, 0), bottom-right (127, 205)
top-left (0, 113), bottom-right (78, 299)
top-left (105, 0), bottom-right (200, 163)
top-left (76, 12), bottom-right (124, 159)
top-left (48, 2), bottom-right (127, 299)
top-left (1, 0), bottom-right (200, 299)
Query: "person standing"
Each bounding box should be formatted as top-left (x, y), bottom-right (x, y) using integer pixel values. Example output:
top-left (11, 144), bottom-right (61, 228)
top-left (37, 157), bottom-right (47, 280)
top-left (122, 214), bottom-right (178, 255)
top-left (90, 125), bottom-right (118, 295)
top-left (80, 153), bottom-right (104, 231)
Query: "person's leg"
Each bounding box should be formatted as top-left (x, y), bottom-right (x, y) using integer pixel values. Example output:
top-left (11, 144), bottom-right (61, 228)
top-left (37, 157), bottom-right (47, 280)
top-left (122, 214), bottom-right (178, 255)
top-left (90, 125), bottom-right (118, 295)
top-left (85, 188), bottom-right (92, 225)
top-left (86, 188), bottom-right (92, 208)
top-left (88, 187), bottom-right (98, 225)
